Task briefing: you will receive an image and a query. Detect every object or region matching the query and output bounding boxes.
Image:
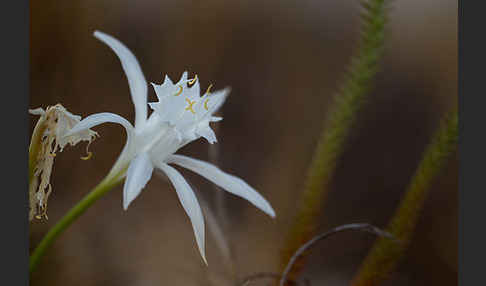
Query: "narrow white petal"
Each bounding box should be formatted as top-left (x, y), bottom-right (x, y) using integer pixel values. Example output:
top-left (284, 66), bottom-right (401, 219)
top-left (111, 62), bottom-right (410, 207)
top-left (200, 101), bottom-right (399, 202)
top-left (94, 31), bottom-right (148, 129)
top-left (196, 126), bottom-right (217, 144)
top-left (206, 87), bottom-right (230, 115)
top-left (64, 112), bottom-right (133, 137)
top-left (210, 116), bottom-right (223, 122)
top-left (196, 87), bottom-right (230, 122)
top-left (123, 152), bottom-right (154, 210)
top-left (167, 155), bottom-right (276, 218)
top-left (158, 163), bottom-right (207, 264)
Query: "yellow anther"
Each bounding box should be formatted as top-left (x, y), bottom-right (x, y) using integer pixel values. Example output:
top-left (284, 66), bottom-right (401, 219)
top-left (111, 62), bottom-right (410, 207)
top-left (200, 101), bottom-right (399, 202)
top-left (81, 151), bottom-right (93, 160)
top-left (185, 98), bottom-right (196, 114)
top-left (81, 140), bottom-right (94, 160)
top-left (205, 84), bottom-right (213, 95)
top-left (204, 98), bottom-right (209, 110)
top-left (173, 85), bottom-right (183, 96)
top-left (188, 74), bottom-right (198, 85)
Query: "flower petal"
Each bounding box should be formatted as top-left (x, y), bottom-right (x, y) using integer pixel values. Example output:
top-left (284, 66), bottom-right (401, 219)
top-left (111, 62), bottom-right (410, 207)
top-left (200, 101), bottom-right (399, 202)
top-left (29, 107), bottom-right (45, 116)
top-left (196, 125), bottom-right (217, 144)
top-left (210, 116), bottom-right (223, 122)
top-left (149, 81), bottom-right (187, 123)
top-left (94, 30), bottom-right (148, 129)
top-left (204, 87), bottom-right (230, 116)
top-left (123, 152), bottom-right (154, 210)
top-left (167, 155), bottom-right (276, 218)
top-left (64, 112), bottom-right (133, 138)
top-left (180, 71), bottom-right (188, 82)
top-left (158, 163), bottom-right (207, 264)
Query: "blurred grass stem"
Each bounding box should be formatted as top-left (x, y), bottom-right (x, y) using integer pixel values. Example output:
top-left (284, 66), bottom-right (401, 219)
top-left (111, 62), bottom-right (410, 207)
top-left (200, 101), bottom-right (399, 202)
top-left (350, 111), bottom-right (458, 286)
top-left (279, 0), bottom-right (388, 279)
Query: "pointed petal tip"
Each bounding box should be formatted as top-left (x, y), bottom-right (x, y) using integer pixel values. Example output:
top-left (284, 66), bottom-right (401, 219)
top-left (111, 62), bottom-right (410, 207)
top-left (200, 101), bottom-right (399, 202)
top-left (258, 200), bottom-right (276, 218)
top-left (163, 74), bottom-right (174, 85)
top-left (158, 163), bottom-right (207, 267)
top-left (123, 191), bottom-right (130, 211)
top-left (202, 254), bottom-right (208, 265)
top-left (210, 116), bottom-right (223, 122)
top-left (268, 207), bottom-right (276, 218)
top-left (217, 86), bottom-right (232, 98)
top-left (123, 188), bottom-right (135, 211)
top-left (197, 244), bottom-right (208, 265)
top-left (180, 71), bottom-right (189, 82)
top-left (197, 239), bottom-right (208, 265)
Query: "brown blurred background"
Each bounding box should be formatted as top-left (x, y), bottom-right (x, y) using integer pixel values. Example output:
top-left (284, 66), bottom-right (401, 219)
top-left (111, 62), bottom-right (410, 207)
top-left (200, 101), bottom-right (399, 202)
top-left (30, 0), bottom-right (457, 285)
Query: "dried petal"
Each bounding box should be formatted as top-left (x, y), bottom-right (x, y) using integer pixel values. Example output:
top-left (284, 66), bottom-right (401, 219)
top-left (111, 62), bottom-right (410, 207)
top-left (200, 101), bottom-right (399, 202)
top-left (28, 104), bottom-right (98, 221)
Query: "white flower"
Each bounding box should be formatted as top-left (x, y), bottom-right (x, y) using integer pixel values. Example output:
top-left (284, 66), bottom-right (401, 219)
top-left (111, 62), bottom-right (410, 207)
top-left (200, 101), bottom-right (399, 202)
top-left (66, 31), bottom-right (275, 263)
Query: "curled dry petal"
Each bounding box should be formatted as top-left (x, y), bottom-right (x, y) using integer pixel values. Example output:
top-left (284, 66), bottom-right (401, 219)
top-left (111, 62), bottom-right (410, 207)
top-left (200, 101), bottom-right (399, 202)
top-left (28, 104), bottom-right (98, 221)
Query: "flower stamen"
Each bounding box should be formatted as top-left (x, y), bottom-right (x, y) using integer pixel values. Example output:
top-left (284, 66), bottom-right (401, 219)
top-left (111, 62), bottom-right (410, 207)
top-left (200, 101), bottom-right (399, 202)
top-left (173, 85), bottom-right (183, 97)
top-left (80, 133), bottom-right (99, 160)
top-left (188, 74), bottom-right (198, 85)
top-left (185, 98), bottom-right (196, 114)
top-left (81, 152), bottom-right (93, 160)
top-left (205, 84), bottom-right (213, 95)
top-left (81, 143), bottom-right (93, 160)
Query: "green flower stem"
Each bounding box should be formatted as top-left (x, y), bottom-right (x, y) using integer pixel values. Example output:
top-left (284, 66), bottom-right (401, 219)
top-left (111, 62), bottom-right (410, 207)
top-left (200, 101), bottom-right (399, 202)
top-left (350, 111), bottom-right (458, 286)
top-left (29, 173), bottom-right (124, 274)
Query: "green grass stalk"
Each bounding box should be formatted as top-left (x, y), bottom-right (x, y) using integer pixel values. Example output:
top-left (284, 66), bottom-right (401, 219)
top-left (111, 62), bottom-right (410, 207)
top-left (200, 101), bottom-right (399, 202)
top-left (279, 0), bottom-right (388, 279)
top-left (350, 111), bottom-right (458, 286)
